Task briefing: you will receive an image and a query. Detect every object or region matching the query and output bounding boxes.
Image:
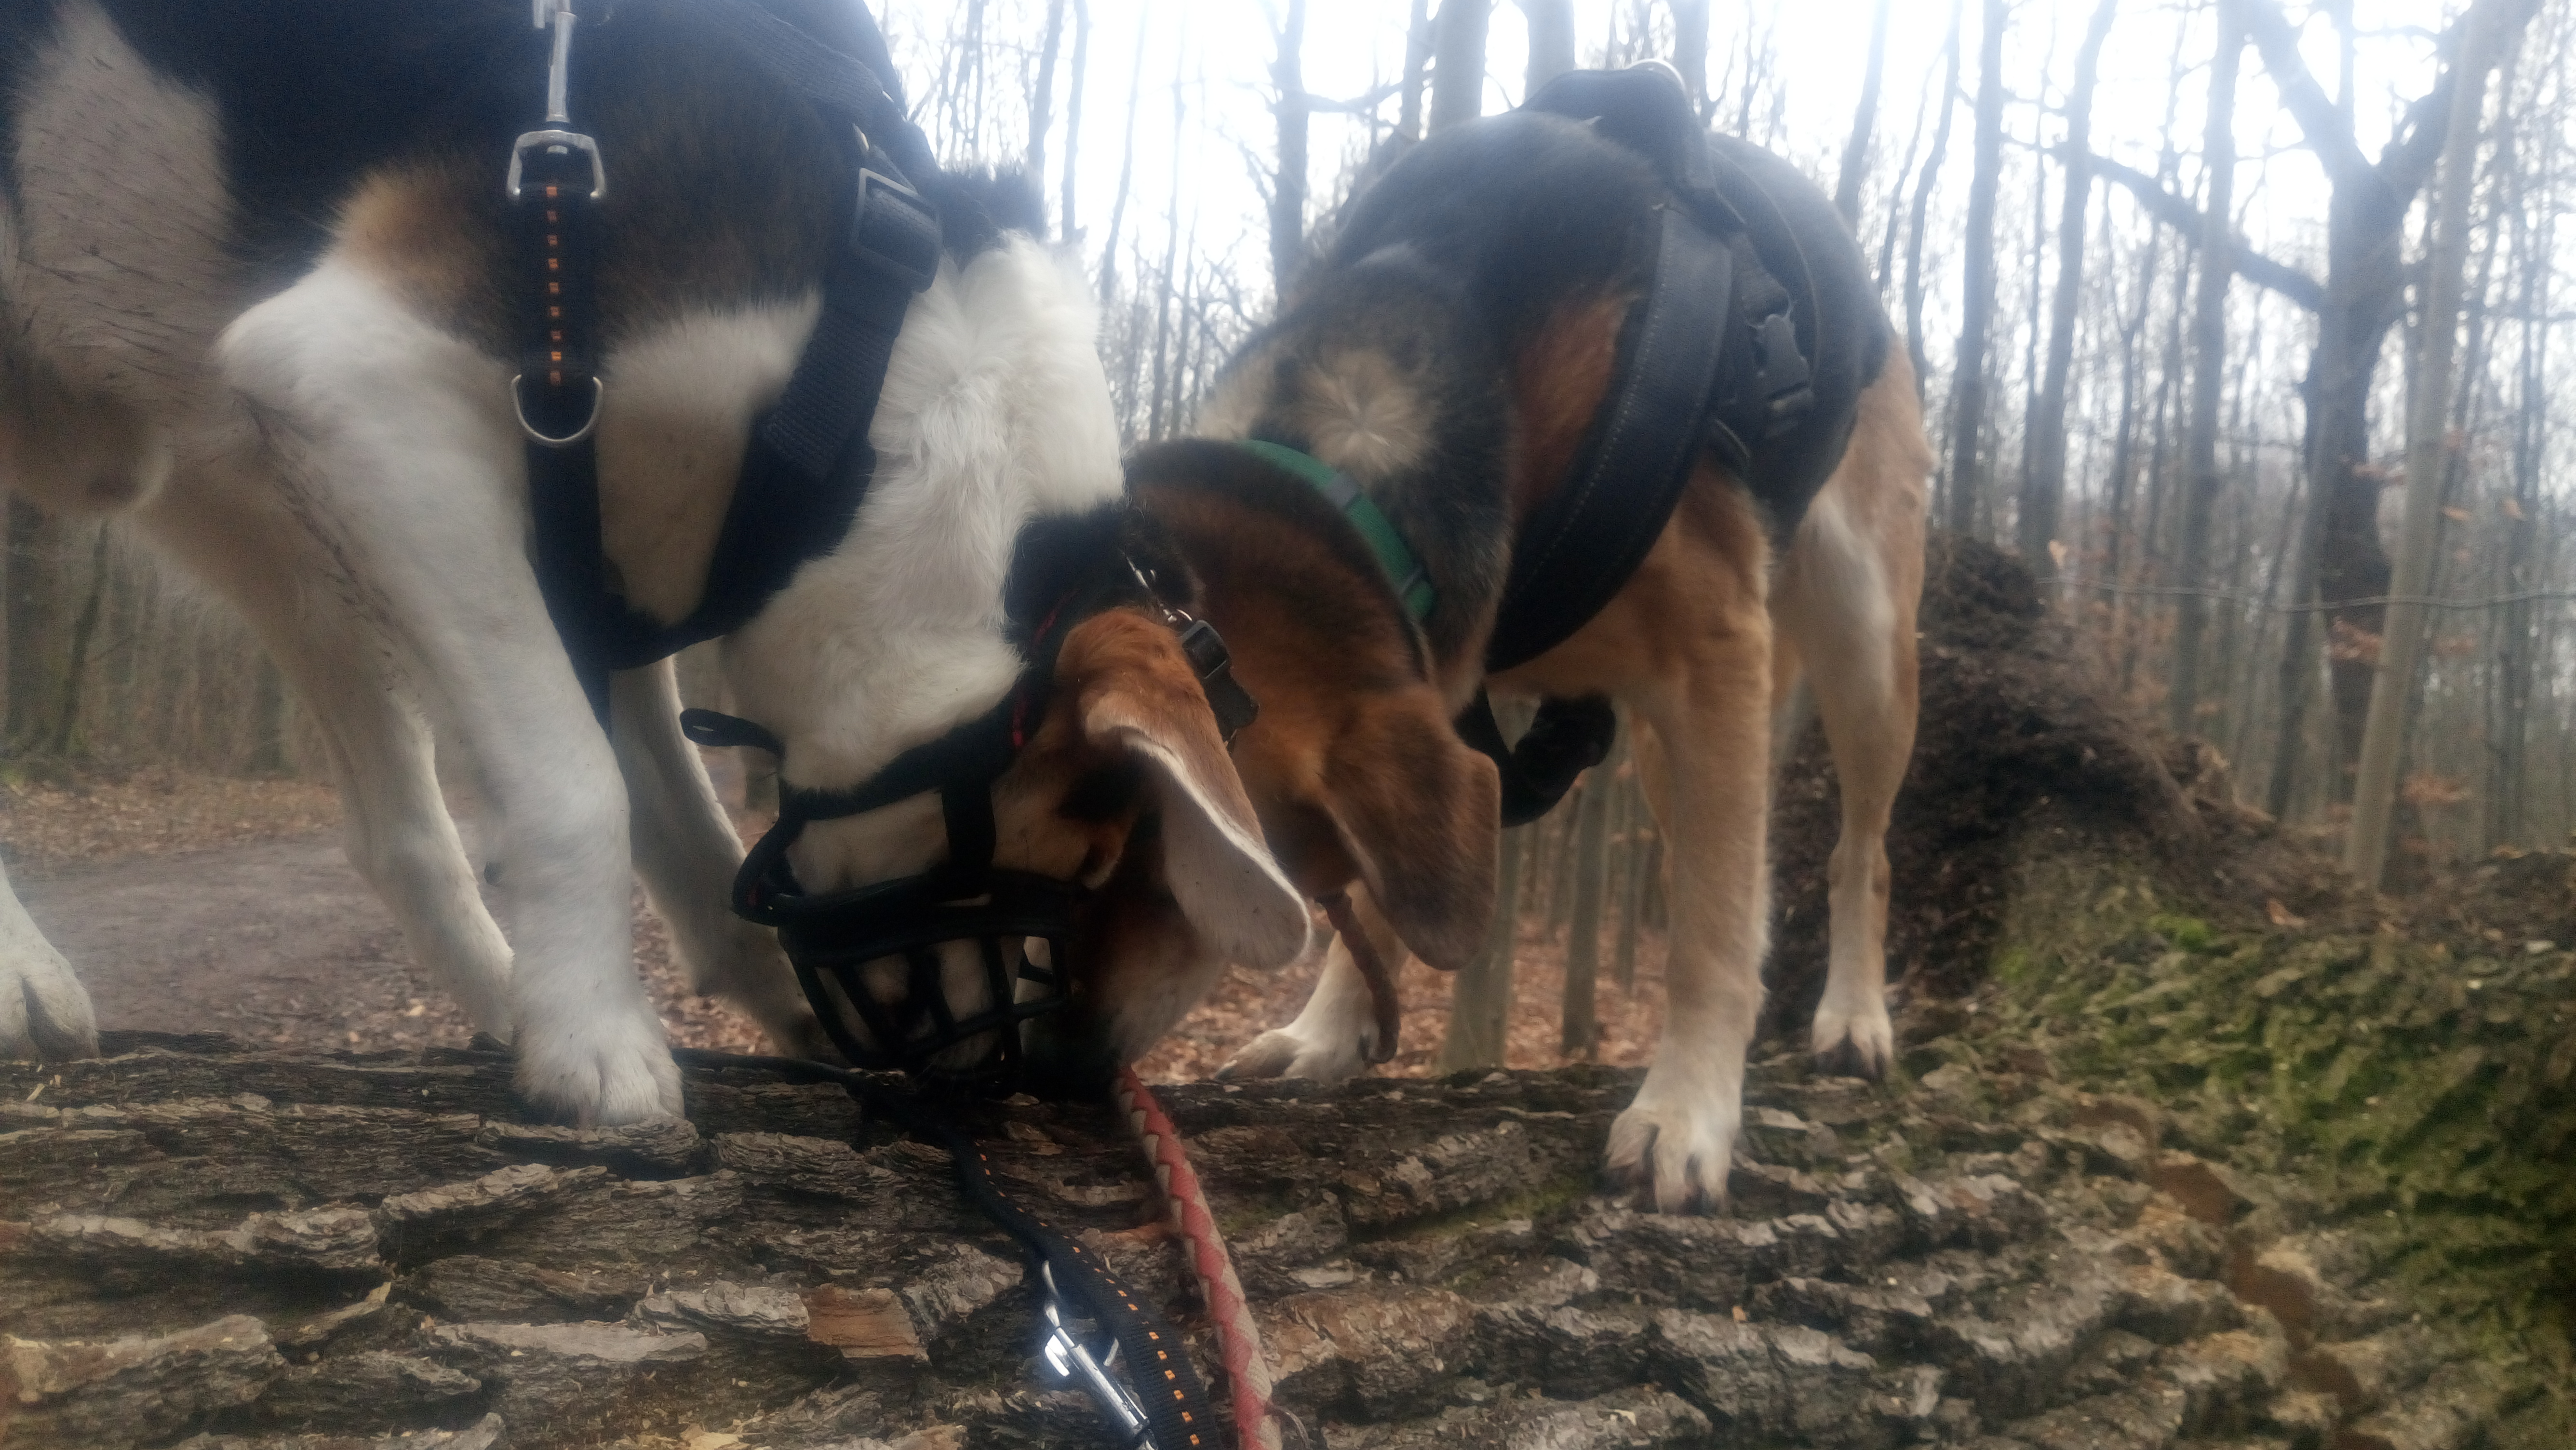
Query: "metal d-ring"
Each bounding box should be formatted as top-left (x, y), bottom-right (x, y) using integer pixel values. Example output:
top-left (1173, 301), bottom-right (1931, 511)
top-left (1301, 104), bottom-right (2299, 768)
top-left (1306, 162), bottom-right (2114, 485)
top-left (511, 374), bottom-right (604, 447)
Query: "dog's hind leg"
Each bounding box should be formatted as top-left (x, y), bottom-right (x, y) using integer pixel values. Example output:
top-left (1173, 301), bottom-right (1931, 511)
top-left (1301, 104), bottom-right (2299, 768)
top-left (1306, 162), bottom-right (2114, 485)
top-left (608, 660), bottom-right (823, 1056)
top-left (1771, 361), bottom-right (1929, 1081)
top-left (218, 260), bottom-right (676, 1125)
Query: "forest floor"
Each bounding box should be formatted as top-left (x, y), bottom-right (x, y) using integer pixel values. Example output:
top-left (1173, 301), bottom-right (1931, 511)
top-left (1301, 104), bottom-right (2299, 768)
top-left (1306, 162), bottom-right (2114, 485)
top-left (0, 765), bottom-right (1670, 1082)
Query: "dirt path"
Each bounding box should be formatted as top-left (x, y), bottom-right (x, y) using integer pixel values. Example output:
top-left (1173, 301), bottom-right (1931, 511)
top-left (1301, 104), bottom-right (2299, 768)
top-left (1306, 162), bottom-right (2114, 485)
top-left (13, 831), bottom-right (471, 1052)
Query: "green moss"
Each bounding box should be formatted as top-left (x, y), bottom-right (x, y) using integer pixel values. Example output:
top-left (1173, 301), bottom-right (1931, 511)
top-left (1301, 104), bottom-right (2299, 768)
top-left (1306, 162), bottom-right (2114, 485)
top-left (1967, 845), bottom-right (2576, 1442)
top-left (2146, 913), bottom-right (2217, 952)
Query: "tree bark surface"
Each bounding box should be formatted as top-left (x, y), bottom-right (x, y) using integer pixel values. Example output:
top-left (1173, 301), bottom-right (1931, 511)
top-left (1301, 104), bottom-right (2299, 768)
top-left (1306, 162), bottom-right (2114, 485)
top-left (0, 1028), bottom-right (2447, 1450)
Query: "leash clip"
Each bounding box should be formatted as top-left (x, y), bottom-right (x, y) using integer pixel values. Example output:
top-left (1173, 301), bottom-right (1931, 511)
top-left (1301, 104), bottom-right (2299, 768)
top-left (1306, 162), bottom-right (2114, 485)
top-left (1038, 1263), bottom-right (1156, 1449)
top-left (508, 0), bottom-right (606, 201)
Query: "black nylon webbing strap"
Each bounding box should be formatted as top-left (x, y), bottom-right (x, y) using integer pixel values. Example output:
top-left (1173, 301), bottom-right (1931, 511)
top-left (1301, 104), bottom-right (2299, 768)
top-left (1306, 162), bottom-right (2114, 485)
top-left (515, 0), bottom-right (945, 717)
top-left (1483, 203), bottom-right (1734, 673)
top-left (1455, 691), bottom-right (1618, 827)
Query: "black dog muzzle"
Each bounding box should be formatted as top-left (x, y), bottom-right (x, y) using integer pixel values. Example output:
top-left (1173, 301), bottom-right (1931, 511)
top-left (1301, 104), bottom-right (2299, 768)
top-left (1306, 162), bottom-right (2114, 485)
top-left (681, 552), bottom-right (1255, 1087)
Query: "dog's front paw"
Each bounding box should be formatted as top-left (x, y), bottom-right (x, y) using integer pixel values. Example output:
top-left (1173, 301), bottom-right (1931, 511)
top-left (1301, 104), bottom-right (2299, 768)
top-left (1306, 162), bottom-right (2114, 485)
top-left (1217, 1019), bottom-right (1375, 1083)
top-left (1605, 1068), bottom-right (1742, 1213)
top-left (1810, 991), bottom-right (1895, 1080)
top-left (0, 938), bottom-right (99, 1061)
top-left (513, 1014), bottom-right (684, 1126)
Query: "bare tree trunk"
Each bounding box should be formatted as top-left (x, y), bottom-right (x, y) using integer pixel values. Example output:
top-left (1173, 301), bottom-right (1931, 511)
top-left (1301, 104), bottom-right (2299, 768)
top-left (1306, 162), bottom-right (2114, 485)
top-left (2018, 0), bottom-right (2118, 576)
top-left (1430, 0), bottom-right (1492, 134)
top-left (47, 525), bottom-right (110, 757)
top-left (1518, 0), bottom-right (1575, 96)
top-left (1903, 0), bottom-right (1965, 407)
top-left (1095, 14), bottom-right (1148, 301)
top-left (2166, 0), bottom-right (2243, 738)
top-left (1269, 0), bottom-right (1309, 303)
top-left (2098, 217), bottom-right (2159, 616)
top-left (1398, 0), bottom-right (1433, 140)
top-left (1559, 768), bottom-right (1613, 1059)
top-left (1944, 0), bottom-right (2007, 538)
top-left (2348, 0), bottom-right (2524, 887)
top-left (2240, 0), bottom-right (2528, 804)
top-left (1671, 0), bottom-right (1711, 118)
top-left (1833, 0), bottom-right (1894, 225)
top-left (1026, 0), bottom-right (1065, 232)
top-left (1059, 0), bottom-right (1088, 244)
top-left (1146, 53), bottom-right (1186, 441)
top-left (1876, 67), bottom-right (1932, 293)
top-left (3, 498), bottom-right (55, 748)
top-left (2492, 151), bottom-right (2549, 846)
top-left (1439, 826), bottom-right (1528, 1072)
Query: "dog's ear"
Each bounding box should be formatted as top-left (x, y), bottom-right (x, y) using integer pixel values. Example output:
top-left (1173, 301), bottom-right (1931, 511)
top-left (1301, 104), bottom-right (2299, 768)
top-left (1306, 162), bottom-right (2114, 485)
top-left (1316, 691), bottom-right (1501, 971)
top-left (1067, 613), bottom-right (1313, 971)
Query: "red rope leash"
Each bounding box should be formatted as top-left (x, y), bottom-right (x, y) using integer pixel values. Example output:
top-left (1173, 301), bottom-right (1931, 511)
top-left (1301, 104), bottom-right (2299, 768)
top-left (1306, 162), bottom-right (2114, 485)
top-left (1115, 1066), bottom-right (1283, 1450)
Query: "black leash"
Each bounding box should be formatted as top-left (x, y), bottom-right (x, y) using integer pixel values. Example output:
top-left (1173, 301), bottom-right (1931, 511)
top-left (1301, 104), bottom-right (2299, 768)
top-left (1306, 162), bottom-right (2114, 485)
top-left (673, 1049), bottom-right (1215, 1450)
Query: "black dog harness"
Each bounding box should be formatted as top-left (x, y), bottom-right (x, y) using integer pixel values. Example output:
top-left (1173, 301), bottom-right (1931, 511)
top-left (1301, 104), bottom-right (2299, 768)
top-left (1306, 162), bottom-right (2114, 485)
top-left (512, 0), bottom-right (942, 720)
top-left (1240, 65), bottom-right (1821, 825)
top-left (508, 9), bottom-right (1250, 1444)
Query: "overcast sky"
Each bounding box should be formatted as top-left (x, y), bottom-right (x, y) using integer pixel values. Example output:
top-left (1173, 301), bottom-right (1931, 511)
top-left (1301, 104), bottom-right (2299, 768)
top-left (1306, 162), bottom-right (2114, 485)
top-left (869, 0), bottom-right (2479, 320)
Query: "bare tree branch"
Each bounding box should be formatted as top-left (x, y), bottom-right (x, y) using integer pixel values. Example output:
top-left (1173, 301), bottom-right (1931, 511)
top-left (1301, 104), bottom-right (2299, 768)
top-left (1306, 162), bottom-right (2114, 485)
top-left (2087, 151), bottom-right (2325, 309)
top-left (2241, 0), bottom-right (2376, 187)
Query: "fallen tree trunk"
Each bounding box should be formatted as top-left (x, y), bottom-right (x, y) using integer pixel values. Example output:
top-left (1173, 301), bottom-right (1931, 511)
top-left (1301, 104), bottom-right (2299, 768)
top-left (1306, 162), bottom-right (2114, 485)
top-left (0, 1024), bottom-right (2467, 1450)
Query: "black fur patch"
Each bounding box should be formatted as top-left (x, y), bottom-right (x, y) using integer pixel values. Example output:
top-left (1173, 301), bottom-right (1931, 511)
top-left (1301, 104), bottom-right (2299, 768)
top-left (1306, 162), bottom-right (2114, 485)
top-left (1328, 110), bottom-right (1889, 539)
top-left (2, 0), bottom-right (1018, 304)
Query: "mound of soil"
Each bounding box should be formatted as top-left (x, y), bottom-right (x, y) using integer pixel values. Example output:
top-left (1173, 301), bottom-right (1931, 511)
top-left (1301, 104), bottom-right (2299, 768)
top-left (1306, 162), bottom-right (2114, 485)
top-left (1761, 534), bottom-right (2395, 1040)
top-left (1765, 535), bottom-right (2198, 1035)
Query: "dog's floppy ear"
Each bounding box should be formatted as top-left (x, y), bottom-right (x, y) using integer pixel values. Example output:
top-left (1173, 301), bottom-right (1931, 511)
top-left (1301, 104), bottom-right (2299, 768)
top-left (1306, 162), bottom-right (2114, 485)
top-left (1317, 691), bottom-right (1501, 971)
top-left (1069, 612), bottom-right (1313, 971)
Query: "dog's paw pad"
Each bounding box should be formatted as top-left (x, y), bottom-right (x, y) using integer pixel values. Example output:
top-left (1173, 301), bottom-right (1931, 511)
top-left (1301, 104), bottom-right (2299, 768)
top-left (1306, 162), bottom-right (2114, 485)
top-left (1605, 1090), bottom-right (1741, 1215)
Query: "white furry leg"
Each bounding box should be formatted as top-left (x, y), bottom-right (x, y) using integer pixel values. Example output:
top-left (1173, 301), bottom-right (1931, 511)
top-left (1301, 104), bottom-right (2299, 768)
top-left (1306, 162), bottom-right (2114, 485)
top-left (0, 857), bottom-right (98, 1060)
top-left (1219, 929), bottom-right (1380, 1083)
top-left (1775, 484), bottom-right (1918, 1082)
top-left (609, 661), bottom-right (821, 1056)
top-left (219, 262), bottom-right (675, 1125)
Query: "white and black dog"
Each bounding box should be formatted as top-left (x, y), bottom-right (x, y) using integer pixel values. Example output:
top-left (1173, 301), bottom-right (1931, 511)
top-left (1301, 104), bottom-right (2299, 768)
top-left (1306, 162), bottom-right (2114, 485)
top-left (0, 0), bottom-right (1308, 1120)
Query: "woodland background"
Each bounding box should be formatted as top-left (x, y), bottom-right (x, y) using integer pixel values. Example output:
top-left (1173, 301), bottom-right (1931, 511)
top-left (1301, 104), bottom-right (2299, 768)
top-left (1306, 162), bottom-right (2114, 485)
top-left (3, 0), bottom-right (2573, 1058)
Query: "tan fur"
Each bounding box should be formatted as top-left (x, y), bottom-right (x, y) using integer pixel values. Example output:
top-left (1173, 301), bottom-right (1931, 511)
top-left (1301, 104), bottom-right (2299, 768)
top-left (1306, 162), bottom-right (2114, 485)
top-left (1129, 477), bottom-right (1500, 969)
top-left (1505, 291), bottom-right (1631, 522)
top-left (337, 163), bottom-right (509, 351)
top-left (1210, 336), bottom-right (1932, 1210)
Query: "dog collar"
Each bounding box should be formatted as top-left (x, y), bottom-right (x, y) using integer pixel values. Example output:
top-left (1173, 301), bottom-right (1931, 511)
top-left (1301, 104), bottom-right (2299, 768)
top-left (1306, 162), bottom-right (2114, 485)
top-left (1233, 440), bottom-right (1436, 624)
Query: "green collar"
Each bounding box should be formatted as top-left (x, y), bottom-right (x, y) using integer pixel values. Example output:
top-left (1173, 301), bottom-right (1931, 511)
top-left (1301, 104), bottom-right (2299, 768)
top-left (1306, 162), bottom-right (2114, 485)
top-left (1232, 440), bottom-right (1436, 624)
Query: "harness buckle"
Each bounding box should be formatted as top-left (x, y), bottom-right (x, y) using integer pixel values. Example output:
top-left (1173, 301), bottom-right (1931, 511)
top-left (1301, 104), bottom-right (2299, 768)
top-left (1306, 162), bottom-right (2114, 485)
top-left (1751, 310), bottom-right (1813, 437)
top-left (507, 129), bottom-right (607, 201)
top-left (1039, 1263), bottom-right (1155, 1448)
top-left (853, 169), bottom-right (942, 295)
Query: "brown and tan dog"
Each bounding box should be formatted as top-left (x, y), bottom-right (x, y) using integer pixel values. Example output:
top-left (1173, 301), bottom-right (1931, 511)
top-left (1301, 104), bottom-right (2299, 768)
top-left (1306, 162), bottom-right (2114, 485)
top-left (1124, 96), bottom-right (1931, 1212)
